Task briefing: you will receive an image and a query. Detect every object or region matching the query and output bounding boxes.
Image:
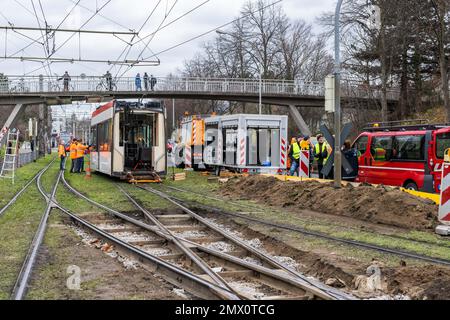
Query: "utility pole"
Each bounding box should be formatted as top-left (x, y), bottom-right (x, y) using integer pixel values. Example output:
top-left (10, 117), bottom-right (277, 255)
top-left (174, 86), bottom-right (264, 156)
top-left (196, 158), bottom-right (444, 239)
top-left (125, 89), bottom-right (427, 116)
top-left (259, 71), bottom-right (262, 115)
top-left (334, 0), bottom-right (344, 188)
top-left (172, 99), bottom-right (175, 130)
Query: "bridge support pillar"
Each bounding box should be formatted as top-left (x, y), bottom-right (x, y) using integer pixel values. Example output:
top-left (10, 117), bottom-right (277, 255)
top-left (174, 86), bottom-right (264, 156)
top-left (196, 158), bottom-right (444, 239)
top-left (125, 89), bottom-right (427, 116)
top-left (0, 104), bottom-right (25, 148)
top-left (37, 103), bottom-right (50, 157)
top-left (289, 105), bottom-right (312, 137)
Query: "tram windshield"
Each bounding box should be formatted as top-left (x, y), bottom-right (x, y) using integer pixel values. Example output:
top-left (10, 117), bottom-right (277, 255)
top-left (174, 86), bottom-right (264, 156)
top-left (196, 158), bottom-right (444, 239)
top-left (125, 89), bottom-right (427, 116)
top-left (120, 112), bottom-right (157, 170)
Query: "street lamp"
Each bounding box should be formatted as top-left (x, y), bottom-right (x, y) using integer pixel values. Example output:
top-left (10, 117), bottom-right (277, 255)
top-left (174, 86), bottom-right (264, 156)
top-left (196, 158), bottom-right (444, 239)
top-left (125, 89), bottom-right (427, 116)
top-left (334, 0), bottom-right (344, 188)
top-left (216, 29), bottom-right (262, 114)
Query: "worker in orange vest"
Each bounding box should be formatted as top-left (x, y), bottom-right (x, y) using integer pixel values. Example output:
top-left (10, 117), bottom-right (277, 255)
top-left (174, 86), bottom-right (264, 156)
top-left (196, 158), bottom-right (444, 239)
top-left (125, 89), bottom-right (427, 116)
top-left (75, 140), bottom-right (88, 173)
top-left (58, 140), bottom-right (67, 171)
top-left (69, 138), bottom-right (78, 173)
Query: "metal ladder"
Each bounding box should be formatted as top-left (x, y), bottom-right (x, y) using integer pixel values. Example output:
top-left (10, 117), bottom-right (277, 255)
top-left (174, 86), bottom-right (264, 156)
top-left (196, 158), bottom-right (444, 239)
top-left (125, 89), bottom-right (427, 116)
top-left (0, 129), bottom-right (20, 184)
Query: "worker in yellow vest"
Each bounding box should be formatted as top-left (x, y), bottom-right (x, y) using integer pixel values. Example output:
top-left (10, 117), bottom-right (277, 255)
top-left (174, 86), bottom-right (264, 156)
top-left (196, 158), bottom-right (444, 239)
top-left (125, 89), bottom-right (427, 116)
top-left (58, 140), bottom-right (66, 171)
top-left (314, 134), bottom-right (329, 179)
top-left (289, 136), bottom-right (302, 176)
top-left (75, 140), bottom-right (88, 173)
top-left (287, 137), bottom-right (297, 171)
top-left (69, 139), bottom-right (78, 173)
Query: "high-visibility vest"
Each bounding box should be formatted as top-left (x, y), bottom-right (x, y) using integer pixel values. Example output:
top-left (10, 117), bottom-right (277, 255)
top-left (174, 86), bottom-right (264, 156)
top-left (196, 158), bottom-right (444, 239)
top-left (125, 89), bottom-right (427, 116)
top-left (76, 144), bottom-right (87, 158)
top-left (58, 145), bottom-right (66, 157)
top-left (374, 147), bottom-right (386, 161)
top-left (315, 143), bottom-right (329, 164)
top-left (70, 143), bottom-right (78, 159)
top-left (292, 142), bottom-right (301, 160)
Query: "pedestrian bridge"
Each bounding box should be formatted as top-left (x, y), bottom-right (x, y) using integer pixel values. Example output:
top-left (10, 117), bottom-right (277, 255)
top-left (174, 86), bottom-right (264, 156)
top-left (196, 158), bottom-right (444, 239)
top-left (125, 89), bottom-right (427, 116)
top-left (0, 75), bottom-right (399, 107)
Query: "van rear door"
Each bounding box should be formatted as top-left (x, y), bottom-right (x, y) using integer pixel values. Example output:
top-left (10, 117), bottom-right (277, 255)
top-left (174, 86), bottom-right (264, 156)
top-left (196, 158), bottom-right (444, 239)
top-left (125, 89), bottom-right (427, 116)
top-left (433, 128), bottom-right (450, 191)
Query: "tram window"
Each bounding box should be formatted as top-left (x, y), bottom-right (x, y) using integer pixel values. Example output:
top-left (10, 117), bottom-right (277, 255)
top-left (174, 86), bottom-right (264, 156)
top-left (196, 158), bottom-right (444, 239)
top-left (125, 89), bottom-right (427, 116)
top-left (98, 120), bottom-right (112, 151)
top-left (90, 127), bottom-right (97, 148)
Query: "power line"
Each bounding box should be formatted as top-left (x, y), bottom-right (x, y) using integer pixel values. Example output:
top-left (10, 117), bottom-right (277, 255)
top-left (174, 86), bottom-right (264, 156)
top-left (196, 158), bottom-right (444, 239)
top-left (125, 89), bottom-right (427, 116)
top-left (127, 0), bottom-right (211, 48)
top-left (13, 0), bottom-right (45, 24)
top-left (5, 0), bottom-right (82, 61)
top-left (111, 0), bottom-right (164, 77)
top-left (143, 0), bottom-right (283, 60)
top-left (30, 0), bottom-right (52, 77)
top-left (118, 0), bottom-right (179, 78)
top-left (66, 0), bottom-right (134, 32)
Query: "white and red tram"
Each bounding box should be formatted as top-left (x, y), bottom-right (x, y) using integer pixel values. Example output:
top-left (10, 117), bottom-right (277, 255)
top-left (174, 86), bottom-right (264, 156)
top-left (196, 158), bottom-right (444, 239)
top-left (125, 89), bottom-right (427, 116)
top-left (90, 99), bottom-right (166, 180)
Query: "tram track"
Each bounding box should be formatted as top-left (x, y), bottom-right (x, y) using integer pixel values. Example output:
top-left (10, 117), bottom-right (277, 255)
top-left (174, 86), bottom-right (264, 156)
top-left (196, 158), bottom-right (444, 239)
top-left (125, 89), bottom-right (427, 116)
top-left (60, 175), bottom-right (354, 300)
top-left (158, 184), bottom-right (450, 250)
top-left (0, 159), bottom-right (55, 218)
top-left (11, 162), bottom-right (60, 300)
top-left (145, 185), bottom-right (450, 267)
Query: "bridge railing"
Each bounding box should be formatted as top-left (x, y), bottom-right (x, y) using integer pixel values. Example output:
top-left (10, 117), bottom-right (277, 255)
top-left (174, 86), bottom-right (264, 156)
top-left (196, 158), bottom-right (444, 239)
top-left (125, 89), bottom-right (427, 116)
top-left (0, 75), bottom-right (400, 100)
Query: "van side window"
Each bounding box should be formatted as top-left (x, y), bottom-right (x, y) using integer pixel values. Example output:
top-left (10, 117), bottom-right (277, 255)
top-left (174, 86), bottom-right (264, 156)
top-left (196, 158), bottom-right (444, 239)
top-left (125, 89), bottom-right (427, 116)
top-left (436, 133), bottom-right (450, 159)
top-left (353, 135), bottom-right (368, 155)
top-left (370, 136), bottom-right (393, 161)
top-left (392, 135), bottom-right (425, 161)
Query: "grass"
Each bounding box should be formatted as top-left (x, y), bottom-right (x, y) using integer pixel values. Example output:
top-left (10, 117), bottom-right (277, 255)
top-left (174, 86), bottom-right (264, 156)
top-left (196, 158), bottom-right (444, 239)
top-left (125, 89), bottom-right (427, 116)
top-left (0, 157), bottom-right (56, 299)
top-left (0, 155), bottom-right (54, 209)
top-left (26, 210), bottom-right (89, 300)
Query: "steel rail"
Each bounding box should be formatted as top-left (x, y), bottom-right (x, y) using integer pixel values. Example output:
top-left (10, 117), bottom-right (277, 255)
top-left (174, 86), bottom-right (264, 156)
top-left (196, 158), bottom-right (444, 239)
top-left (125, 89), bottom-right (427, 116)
top-left (160, 185), bottom-right (450, 249)
top-left (11, 167), bottom-right (61, 300)
top-left (61, 176), bottom-right (352, 300)
top-left (156, 190), bottom-right (450, 267)
top-left (160, 185), bottom-right (264, 212)
top-left (57, 176), bottom-right (240, 299)
top-left (0, 159), bottom-right (55, 218)
top-left (139, 186), bottom-right (354, 300)
top-left (116, 184), bottom-right (244, 298)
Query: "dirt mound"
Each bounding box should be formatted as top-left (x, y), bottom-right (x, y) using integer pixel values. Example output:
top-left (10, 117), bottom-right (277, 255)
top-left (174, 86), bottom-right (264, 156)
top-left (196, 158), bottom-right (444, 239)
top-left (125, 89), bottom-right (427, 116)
top-left (221, 176), bottom-right (438, 231)
top-left (385, 265), bottom-right (450, 299)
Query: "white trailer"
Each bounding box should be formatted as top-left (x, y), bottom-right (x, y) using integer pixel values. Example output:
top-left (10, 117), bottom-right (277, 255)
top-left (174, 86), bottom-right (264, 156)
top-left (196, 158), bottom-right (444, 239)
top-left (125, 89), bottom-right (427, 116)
top-left (204, 114), bottom-right (288, 175)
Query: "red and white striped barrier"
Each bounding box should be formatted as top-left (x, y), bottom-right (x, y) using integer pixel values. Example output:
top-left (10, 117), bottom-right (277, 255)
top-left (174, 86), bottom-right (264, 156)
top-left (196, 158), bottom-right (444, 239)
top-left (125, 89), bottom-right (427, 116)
top-left (240, 138), bottom-right (246, 166)
top-left (280, 138), bottom-right (287, 168)
top-left (185, 144), bottom-right (192, 168)
top-left (299, 150), bottom-right (310, 178)
top-left (192, 121), bottom-right (198, 144)
top-left (439, 163), bottom-right (450, 224)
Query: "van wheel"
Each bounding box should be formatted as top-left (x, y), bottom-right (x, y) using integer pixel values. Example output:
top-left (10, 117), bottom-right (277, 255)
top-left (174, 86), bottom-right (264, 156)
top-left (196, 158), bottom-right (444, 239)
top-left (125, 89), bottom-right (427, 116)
top-left (404, 182), bottom-right (418, 191)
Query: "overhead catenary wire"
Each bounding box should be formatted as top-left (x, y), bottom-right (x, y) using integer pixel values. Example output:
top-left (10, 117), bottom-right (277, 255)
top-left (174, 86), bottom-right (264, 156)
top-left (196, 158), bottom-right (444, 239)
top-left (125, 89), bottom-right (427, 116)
top-left (142, 0), bottom-right (283, 60)
top-left (117, 0), bottom-right (180, 78)
top-left (112, 0), bottom-right (211, 77)
top-left (111, 0), bottom-right (164, 77)
top-left (3, 1), bottom-right (82, 58)
top-left (30, 0), bottom-right (52, 77)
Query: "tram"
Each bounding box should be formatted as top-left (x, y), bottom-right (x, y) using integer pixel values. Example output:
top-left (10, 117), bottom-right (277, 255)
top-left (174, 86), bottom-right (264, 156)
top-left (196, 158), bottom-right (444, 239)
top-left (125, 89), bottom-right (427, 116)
top-left (90, 99), bottom-right (166, 180)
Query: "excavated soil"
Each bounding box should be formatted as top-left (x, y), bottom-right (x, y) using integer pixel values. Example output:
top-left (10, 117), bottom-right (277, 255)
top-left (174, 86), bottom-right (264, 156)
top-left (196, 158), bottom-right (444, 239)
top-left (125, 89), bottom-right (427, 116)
top-left (202, 210), bottom-right (450, 300)
top-left (222, 176), bottom-right (438, 231)
top-left (385, 265), bottom-right (450, 300)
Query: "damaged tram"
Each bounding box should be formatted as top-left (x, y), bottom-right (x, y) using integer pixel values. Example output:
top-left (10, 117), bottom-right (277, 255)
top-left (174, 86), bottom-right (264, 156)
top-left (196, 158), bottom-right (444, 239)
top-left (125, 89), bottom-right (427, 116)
top-left (90, 99), bottom-right (166, 180)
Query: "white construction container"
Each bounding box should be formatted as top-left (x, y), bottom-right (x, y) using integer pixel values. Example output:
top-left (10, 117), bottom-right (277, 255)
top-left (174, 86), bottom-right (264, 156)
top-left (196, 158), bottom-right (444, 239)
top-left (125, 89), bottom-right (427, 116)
top-left (204, 114), bottom-right (288, 174)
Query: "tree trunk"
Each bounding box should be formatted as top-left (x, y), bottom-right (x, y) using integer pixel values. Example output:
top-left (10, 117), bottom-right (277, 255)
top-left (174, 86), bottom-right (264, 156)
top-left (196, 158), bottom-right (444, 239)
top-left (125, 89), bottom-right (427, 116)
top-left (439, 6), bottom-right (450, 121)
top-left (379, 5), bottom-right (388, 122)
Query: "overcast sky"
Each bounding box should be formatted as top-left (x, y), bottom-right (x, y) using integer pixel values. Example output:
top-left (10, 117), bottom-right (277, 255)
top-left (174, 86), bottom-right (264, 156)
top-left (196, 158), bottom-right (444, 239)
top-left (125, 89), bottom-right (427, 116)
top-left (0, 0), bottom-right (335, 78)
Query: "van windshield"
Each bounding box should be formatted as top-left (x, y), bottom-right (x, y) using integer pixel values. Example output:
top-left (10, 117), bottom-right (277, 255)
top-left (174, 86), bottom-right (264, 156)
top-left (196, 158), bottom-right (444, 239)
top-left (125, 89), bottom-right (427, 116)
top-left (436, 132), bottom-right (450, 159)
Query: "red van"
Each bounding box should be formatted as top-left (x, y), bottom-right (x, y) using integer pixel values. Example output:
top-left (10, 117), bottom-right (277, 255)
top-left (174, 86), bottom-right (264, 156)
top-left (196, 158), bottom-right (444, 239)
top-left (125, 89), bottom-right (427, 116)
top-left (352, 122), bottom-right (450, 193)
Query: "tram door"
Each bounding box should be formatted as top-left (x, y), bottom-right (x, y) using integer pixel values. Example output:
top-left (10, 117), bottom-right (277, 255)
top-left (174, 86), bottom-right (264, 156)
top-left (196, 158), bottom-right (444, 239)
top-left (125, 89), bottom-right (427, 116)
top-left (121, 113), bottom-right (156, 171)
